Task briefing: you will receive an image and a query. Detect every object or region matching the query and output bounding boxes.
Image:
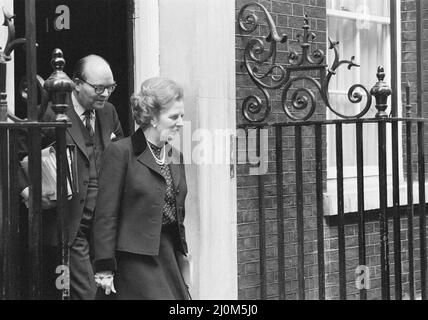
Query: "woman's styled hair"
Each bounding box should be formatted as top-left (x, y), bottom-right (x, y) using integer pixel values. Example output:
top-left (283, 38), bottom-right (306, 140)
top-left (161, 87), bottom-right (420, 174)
top-left (131, 77), bottom-right (184, 129)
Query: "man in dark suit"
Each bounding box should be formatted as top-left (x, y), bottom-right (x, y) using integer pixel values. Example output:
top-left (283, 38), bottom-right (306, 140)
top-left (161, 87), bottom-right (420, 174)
top-left (20, 54), bottom-right (124, 299)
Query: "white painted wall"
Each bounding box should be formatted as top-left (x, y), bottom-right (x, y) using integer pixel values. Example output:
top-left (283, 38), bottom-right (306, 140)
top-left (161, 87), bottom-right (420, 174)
top-left (134, 0), bottom-right (237, 299)
top-left (160, 0), bottom-right (237, 299)
top-left (133, 0), bottom-right (160, 93)
top-left (0, 0), bottom-right (15, 114)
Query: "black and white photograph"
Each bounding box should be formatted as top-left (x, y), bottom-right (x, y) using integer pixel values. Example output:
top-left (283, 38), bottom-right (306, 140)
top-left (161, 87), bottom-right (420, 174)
top-left (0, 0), bottom-right (427, 307)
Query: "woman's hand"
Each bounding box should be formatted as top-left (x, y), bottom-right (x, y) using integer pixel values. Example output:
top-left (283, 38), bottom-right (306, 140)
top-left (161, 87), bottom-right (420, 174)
top-left (94, 271), bottom-right (116, 295)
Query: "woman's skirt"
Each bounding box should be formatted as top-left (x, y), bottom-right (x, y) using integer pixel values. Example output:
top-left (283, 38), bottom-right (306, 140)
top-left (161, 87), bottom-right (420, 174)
top-left (112, 224), bottom-right (190, 300)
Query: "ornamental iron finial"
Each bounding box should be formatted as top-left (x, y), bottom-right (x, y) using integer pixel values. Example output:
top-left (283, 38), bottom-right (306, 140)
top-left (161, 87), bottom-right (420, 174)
top-left (238, 3), bottom-right (373, 122)
top-left (370, 66), bottom-right (391, 118)
top-left (44, 49), bottom-right (74, 122)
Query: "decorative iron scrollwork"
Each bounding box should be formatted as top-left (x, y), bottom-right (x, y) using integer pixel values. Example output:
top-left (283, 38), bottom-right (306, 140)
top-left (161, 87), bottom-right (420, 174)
top-left (321, 37), bottom-right (372, 119)
top-left (0, 7), bottom-right (26, 122)
top-left (0, 8), bottom-right (26, 62)
top-left (288, 15), bottom-right (325, 67)
top-left (18, 75), bottom-right (49, 121)
top-left (238, 2), bottom-right (373, 122)
top-left (242, 88), bottom-right (271, 123)
top-left (0, 7), bottom-right (74, 123)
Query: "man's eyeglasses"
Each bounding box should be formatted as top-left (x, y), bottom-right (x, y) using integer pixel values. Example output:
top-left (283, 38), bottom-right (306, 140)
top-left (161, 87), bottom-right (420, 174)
top-left (79, 78), bottom-right (117, 95)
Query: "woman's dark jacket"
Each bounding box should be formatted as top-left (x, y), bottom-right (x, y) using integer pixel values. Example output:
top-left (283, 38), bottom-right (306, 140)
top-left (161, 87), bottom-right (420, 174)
top-left (92, 128), bottom-right (188, 272)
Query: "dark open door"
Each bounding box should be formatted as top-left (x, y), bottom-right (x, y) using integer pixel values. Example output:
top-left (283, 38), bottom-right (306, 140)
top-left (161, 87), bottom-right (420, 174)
top-left (13, 0), bottom-right (133, 135)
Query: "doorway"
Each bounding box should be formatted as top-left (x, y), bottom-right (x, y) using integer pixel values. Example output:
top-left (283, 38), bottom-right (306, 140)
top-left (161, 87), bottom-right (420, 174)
top-left (13, 0), bottom-right (134, 135)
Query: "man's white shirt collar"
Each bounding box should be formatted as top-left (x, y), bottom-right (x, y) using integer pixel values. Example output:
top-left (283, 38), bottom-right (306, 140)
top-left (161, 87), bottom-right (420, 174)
top-left (72, 92), bottom-right (95, 132)
top-left (71, 92), bottom-right (94, 118)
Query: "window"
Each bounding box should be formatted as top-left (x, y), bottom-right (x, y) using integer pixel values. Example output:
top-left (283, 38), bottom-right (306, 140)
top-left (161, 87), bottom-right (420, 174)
top-left (327, 0), bottom-right (393, 177)
top-left (324, 0), bottom-right (402, 214)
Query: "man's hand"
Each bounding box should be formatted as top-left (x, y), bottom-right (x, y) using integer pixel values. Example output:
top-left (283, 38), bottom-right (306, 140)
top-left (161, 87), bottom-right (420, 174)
top-left (95, 271), bottom-right (116, 295)
top-left (21, 187), bottom-right (56, 210)
top-left (41, 192), bottom-right (56, 209)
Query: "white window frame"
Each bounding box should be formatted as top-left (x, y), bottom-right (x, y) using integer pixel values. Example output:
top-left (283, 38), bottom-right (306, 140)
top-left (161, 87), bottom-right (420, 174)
top-left (324, 1), bottom-right (405, 215)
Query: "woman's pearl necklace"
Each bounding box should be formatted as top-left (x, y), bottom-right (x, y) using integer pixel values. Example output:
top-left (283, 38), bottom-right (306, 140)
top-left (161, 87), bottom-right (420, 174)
top-left (147, 140), bottom-right (166, 165)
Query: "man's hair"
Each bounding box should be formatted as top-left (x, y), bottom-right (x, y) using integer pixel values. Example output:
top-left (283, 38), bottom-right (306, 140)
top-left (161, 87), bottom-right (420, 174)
top-left (72, 54), bottom-right (111, 81)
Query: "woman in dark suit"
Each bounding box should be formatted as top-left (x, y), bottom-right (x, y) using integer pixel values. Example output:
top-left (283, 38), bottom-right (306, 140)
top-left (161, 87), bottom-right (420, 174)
top-left (92, 77), bottom-right (189, 300)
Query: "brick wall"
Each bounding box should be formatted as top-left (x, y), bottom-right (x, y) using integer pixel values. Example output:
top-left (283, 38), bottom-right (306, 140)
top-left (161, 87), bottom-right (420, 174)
top-left (236, 0), bottom-right (428, 300)
top-left (401, 0), bottom-right (428, 118)
top-left (400, 0), bottom-right (428, 299)
top-left (236, 0), bottom-right (327, 300)
top-left (401, 0), bottom-right (428, 175)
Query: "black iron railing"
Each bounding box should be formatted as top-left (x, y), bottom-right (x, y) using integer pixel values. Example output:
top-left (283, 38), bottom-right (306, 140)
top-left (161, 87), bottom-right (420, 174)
top-left (239, 116), bottom-right (428, 300)
top-left (0, 1), bottom-right (72, 300)
top-left (237, 2), bottom-right (428, 300)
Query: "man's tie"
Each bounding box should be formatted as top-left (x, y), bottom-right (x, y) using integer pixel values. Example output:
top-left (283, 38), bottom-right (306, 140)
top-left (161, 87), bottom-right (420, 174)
top-left (83, 110), bottom-right (94, 137)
